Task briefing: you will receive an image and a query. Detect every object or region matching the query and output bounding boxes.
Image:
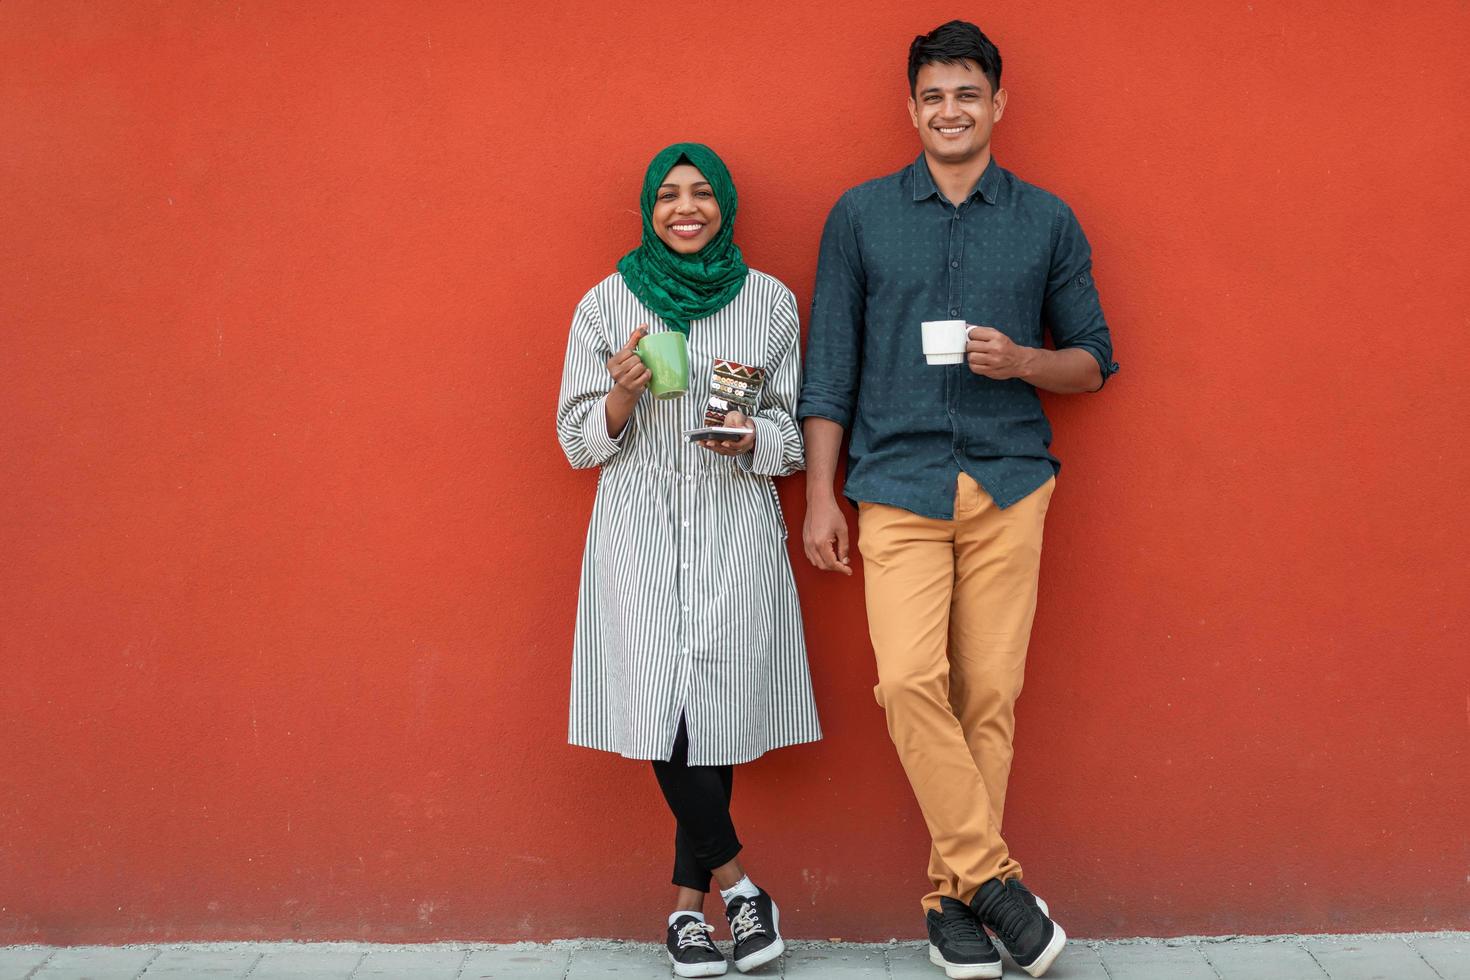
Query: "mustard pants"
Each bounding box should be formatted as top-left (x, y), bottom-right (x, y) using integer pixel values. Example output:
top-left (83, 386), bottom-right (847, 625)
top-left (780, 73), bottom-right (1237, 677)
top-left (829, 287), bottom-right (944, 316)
top-left (859, 473), bottom-right (1055, 912)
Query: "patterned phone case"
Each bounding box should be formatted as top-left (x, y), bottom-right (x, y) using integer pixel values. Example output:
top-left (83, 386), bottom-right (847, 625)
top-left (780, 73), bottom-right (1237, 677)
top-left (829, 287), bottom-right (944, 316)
top-left (704, 359), bottom-right (766, 426)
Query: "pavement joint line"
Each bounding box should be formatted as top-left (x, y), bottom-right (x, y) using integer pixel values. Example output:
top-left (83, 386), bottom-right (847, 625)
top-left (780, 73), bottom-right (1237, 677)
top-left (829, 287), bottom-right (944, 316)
top-left (1405, 934), bottom-right (1448, 980)
top-left (1297, 937), bottom-right (1333, 978)
top-left (240, 948), bottom-right (266, 978)
top-left (130, 946), bottom-right (164, 979)
top-left (1199, 940), bottom-right (1223, 975)
top-left (23, 948), bottom-right (57, 980)
top-left (1091, 940), bottom-right (1117, 980)
top-left (1194, 938), bottom-right (1226, 980)
top-left (346, 946), bottom-right (368, 979)
top-left (452, 946), bottom-right (472, 980)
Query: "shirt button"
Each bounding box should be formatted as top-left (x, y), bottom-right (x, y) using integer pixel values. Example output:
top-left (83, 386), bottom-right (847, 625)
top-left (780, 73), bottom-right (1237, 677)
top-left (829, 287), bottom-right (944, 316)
top-left (681, 563), bottom-right (689, 570)
top-left (950, 260), bottom-right (959, 268)
top-left (683, 646), bottom-right (691, 654)
top-left (682, 520), bottom-right (690, 528)
top-left (949, 308), bottom-right (959, 316)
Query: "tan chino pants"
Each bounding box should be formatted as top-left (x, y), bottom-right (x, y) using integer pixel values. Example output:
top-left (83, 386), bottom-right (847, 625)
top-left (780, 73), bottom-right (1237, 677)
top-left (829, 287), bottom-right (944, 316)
top-left (859, 472), bottom-right (1054, 911)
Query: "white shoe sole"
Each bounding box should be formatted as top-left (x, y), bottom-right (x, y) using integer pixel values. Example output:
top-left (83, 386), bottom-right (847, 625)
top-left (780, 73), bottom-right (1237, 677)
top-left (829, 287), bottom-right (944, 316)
top-left (733, 901), bottom-right (783, 973)
top-left (1020, 922), bottom-right (1066, 978)
top-left (927, 943), bottom-right (1002, 979)
top-left (668, 951), bottom-right (728, 977)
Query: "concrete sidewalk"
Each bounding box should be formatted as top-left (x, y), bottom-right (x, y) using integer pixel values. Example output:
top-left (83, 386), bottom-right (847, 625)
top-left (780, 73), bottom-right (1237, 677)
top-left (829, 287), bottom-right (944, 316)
top-left (1, 933), bottom-right (1465, 979)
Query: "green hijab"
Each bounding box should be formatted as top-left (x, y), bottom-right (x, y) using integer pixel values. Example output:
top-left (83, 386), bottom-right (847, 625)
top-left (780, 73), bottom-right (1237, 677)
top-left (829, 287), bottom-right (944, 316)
top-left (617, 142), bottom-right (749, 335)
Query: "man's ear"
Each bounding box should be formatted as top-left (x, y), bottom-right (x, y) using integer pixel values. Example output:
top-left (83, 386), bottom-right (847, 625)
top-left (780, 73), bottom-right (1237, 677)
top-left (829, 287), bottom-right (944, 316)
top-left (993, 87), bottom-right (1008, 122)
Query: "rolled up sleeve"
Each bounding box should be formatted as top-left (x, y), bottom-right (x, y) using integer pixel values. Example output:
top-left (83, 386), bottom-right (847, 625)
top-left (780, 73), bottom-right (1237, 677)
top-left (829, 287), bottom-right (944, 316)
top-left (797, 193), bottom-right (865, 428)
top-left (555, 294), bottom-right (628, 469)
top-left (1043, 202), bottom-right (1119, 387)
top-left (740, 288), bottom-right (805, 477)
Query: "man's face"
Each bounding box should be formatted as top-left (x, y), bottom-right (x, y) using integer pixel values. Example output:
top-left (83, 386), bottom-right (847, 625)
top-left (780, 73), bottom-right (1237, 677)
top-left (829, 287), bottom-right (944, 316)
top-left (908, 60), bottom-right (1006, 165)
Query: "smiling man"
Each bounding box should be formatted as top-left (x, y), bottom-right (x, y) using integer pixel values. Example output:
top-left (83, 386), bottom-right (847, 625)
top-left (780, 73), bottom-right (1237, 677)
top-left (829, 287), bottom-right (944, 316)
top-left (797, 20), bottom-right (1118, 980)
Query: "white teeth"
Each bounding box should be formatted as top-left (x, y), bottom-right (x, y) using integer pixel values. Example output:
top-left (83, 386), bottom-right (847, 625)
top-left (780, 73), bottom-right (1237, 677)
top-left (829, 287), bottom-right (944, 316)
top-left (939, 126), bottom-right (968, 134)
top-left (672, 224), bottom-right (702, 232)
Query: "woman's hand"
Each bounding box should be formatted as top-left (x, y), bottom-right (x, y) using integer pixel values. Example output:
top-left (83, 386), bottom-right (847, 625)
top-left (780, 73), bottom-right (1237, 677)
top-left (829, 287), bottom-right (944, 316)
top-left (604, 325), bottom-right (649, 438)
top-left (699, 410), bottom-right (755, 456)
top-left (607, 325), bottom-right (651, 397)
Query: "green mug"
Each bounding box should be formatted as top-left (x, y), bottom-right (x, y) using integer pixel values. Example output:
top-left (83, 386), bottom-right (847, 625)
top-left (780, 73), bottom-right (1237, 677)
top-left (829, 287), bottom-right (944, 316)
top-left (636, 330), bottom-right (689, 400)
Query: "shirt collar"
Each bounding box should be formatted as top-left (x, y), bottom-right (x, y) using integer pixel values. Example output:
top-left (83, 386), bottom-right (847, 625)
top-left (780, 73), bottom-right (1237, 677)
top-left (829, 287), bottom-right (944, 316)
top-left (909, 152), bottom-right (1000, 206)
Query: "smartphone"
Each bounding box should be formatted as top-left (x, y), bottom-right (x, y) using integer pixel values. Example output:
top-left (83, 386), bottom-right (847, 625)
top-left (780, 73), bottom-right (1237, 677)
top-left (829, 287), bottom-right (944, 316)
top-left (684, 426), bottom-right (750, 442)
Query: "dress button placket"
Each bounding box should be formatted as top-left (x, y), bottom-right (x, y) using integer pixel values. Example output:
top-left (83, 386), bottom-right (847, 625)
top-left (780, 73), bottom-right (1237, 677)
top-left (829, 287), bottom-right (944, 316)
top-left (679, 442), bottom-right (692, 653)
top-left (684, 446), bottom-right (698, 660)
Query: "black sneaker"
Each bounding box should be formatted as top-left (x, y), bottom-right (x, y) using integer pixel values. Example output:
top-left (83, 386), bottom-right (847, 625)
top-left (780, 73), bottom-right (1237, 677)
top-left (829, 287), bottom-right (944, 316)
top-left (725, 888), bottom-right (784, 973)
top-left (979, 880), bottom-right (1052, 961)
top-left (971, 878), bottom-right (1066, 978)
top-left (665, 914), bottom-right (727, 978)
top-left (926, 897), bottom-right (1002, 979)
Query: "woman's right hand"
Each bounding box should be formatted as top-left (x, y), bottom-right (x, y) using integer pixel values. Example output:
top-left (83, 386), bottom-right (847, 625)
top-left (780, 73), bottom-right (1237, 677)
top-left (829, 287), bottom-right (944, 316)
top-left (607, 325), bottom-right (651, 398)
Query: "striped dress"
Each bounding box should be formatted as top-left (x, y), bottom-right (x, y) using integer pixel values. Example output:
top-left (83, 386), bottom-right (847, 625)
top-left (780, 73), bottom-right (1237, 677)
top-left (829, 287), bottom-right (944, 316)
top-left (555, 270), bottom-right (822, 766)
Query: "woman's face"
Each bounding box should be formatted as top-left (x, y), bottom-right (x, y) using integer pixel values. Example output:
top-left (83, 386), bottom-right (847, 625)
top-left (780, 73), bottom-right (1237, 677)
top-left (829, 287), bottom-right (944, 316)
top-left (652, 163), bottom-right (722, 254)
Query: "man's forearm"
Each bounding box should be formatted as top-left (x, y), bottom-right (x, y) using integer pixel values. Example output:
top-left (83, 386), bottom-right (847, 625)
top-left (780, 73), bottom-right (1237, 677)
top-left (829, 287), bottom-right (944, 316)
top-left (1020, 346), bottom-right (1103, 394)
top-left (803, 417), bottom-right (846, 500)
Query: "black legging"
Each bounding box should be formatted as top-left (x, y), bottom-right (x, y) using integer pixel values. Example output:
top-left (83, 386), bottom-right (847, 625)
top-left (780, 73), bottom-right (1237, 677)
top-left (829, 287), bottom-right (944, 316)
top-left (651, 718), bottom-right (742, 892)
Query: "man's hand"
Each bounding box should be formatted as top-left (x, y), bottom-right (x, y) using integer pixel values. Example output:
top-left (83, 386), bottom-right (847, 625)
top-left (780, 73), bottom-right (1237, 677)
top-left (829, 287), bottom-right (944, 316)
top-left (698, 409), bottom-right (755, 457)
top-left (607, 325), bottom-right (651, 397)
top-left (803, 494), bottom-right (853, 576)
top-left (965, 326), bottom-right (1034, 380)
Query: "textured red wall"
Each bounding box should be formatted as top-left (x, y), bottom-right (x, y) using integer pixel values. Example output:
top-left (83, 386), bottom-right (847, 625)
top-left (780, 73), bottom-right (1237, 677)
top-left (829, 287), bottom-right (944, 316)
top-left (3, 1), bottom-right (1466, 945)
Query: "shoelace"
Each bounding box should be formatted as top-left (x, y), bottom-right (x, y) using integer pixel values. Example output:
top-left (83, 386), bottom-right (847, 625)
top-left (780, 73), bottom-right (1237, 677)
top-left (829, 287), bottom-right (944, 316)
top-left (939, 904), bottom-right (987, 943)
top-left (985, 890), bottom-right (1035, 949)
top-left (729, 900), bottom-right (766, 943)
top-left (676, 920), bottom-right (717, 950)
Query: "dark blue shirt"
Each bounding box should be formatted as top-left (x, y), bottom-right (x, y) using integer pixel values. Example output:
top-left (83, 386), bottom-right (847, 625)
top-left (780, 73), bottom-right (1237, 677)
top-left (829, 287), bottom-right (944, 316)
top-left (797, 154), bottom-right (1118, 518)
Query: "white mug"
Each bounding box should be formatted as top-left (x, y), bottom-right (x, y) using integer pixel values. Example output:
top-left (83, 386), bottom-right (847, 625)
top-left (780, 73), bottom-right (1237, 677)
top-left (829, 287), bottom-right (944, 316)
top-left (921, 319), bottom-right (968, 365)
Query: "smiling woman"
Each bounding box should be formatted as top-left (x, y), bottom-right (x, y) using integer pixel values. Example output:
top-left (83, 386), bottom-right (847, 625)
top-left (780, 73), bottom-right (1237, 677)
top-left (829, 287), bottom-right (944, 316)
top-left (554, 142), bottom-right (820, 977)
top-left (654, 165), bottom-right (723, 254)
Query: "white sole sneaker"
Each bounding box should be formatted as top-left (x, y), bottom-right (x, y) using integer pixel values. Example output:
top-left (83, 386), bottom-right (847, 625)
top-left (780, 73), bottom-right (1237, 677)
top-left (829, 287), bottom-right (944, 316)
top-left (927, 943), bottom-right (1002, 979)
top-left (733, 901), bottom-right (783, 974)
top-left (668, 951), bottom-right (729, 977)
top-left (1020, 921), bottom-right (1067, 978)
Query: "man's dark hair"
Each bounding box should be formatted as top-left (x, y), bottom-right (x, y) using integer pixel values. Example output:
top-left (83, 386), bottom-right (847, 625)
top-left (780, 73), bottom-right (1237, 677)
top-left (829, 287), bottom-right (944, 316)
top-left (908, 20), bottom-right (1002, 95)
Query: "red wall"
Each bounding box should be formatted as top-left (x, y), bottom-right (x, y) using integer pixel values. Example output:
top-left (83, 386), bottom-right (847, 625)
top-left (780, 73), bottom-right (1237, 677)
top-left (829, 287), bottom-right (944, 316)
top-left (3, 1), bottom-right (1466, 945)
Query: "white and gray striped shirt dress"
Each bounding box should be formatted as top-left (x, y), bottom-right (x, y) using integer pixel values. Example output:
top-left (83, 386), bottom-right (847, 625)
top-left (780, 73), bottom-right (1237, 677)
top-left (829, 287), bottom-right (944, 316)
top-left (555, 270), bottom-right (822, 766)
